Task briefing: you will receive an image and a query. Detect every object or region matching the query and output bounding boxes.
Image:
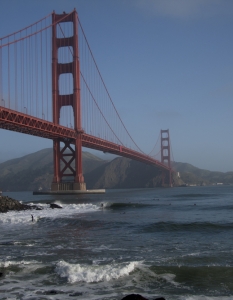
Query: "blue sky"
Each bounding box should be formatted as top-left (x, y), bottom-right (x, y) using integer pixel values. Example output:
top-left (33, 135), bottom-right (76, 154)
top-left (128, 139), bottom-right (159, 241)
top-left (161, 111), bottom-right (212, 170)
top-left (0, 0), bottom-right (233, 172)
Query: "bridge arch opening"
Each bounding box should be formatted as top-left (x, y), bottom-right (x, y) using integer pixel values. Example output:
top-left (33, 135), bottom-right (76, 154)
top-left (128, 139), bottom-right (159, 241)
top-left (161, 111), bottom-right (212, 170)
top-left (58, 46), bottom-right (73, 64)
top-left (56, 22), bottom-right (73, 38)
top-left (59, 105), bottom-right (74, 128)
top-left (58, 73), bottom-right (73, 95)
top-left (162, 140), bottom-right (169, 147)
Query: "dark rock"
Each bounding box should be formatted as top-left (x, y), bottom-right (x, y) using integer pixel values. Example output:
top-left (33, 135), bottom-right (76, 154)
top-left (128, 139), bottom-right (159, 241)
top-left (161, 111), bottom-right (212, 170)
top-left (0, 272), bottom-right (4, 278)
top-left (30, 205), bottom-right (43, 210)
top-left (50, 203), bottom-right (62, 209)
top-left (45, 290), bottom-right (58, 295)
top-left (0, 196), bottom-right (41, 213)
top-left (154, 298), bottom-right (166, 300)
top-left (121, 295), bottom-right (148, 300)
top-left (0, 196), bottom-right (23, 213)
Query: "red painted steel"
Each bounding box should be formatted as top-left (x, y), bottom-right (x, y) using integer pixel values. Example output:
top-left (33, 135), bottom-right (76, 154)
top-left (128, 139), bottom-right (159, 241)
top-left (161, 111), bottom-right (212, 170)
top-left (51, 10), bottom-right (85, 190)
top-left (0, 107), bottom-right (77, 139)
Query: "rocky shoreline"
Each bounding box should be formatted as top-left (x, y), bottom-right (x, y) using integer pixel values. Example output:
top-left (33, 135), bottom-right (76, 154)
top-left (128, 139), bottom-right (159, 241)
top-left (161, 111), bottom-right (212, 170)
top-left (0, 195), bottom-right (64, 213)
top-left (0, 195), bottom-right (43, 213)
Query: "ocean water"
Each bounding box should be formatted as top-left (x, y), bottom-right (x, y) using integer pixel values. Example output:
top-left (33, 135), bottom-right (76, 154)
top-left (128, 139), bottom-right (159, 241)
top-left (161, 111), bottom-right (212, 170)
top-left (0, 186), bottom-right (233, 300)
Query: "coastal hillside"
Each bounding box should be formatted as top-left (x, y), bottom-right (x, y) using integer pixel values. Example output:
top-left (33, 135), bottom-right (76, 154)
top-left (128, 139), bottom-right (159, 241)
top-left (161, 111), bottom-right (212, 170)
top-left (173, 162), bottom-right (233, 186)
top-left (0, 148), bottom-right (232, 191)
top-left (84, 157), bottom-right (174, 189)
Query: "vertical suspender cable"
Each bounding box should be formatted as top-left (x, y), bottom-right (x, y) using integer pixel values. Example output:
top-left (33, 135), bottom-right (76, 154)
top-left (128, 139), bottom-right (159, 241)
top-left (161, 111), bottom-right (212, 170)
top-left (35, 23), bottom-right (38, 117)
top-left (8, 38), bottom-right (10, 108)
top-left (46, 20), bottom-right (48, 121)
top-left (0, 40), bottom-right (2, 103)
top-left (41, 25), bottom-right (43, 119)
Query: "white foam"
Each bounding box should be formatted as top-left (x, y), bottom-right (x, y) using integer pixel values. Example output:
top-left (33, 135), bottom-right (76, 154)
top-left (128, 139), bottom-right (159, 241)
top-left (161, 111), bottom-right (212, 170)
top-left (55, 260), bottom-right (140, 283)
top-left (180, 251), bottom-right (204, 259)
top-left (92, 244), bottom-right (127, 252)
top-left (0, 202), bottom-right (99, 225)
top-left (0, 259), bottom-right (40, 268)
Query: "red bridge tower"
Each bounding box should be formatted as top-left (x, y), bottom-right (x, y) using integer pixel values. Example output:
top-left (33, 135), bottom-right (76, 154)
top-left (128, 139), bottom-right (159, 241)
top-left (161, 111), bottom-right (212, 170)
top-left (51, 10), bottom-right (86, 191)
top-left (161, 129), bottom-right (172, 187)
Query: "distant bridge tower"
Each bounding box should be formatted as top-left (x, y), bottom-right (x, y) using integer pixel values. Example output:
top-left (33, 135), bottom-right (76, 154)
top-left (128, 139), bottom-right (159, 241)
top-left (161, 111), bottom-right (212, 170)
top-left (161, 129), bottom-right (172, 187)
top-left (51, 10), bottom-right (86, 191)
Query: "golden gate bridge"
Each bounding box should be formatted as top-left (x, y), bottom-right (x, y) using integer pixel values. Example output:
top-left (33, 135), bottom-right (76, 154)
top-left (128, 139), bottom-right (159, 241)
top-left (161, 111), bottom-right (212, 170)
top-left (0, 9), bottom-right (173, 192)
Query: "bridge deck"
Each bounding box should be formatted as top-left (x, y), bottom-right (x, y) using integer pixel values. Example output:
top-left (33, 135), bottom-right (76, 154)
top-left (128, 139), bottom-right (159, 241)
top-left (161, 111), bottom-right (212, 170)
top-left (0, 107), bottom-right (170, 171)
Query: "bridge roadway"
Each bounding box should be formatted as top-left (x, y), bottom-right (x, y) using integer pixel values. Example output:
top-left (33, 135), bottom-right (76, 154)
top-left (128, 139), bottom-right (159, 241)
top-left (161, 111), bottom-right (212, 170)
top-left (0, 106), bottom-right (170, 172)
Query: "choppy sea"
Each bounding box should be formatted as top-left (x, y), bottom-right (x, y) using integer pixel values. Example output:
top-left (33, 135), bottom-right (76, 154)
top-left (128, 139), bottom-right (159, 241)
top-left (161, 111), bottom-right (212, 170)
top-left (0, 185), bottom-right (233, 300)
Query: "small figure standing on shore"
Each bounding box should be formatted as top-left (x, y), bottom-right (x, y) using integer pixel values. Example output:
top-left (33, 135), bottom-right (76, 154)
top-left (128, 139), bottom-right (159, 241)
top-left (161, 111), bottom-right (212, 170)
top-left (31, 215), bottom-right (34, 222)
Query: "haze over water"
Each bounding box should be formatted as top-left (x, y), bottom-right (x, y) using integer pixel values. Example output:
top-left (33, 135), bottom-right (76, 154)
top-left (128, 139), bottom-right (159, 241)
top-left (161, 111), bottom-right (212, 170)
top-left (0, 185), bottom-right (233, 299)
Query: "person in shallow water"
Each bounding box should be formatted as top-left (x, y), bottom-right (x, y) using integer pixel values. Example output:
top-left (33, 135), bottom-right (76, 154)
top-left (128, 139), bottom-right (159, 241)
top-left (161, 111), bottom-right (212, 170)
top-left (31, 215), bottom-right (34, 222)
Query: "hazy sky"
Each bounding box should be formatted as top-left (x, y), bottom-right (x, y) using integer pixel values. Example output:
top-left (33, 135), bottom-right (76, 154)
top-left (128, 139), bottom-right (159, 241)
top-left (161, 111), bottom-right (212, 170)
top-left (0, 0), bottom-right (233, 172)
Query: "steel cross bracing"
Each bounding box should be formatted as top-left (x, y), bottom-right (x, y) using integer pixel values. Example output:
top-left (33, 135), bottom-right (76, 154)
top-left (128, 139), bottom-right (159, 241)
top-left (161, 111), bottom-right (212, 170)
top-left (0, 106), bottom-right (171, 172)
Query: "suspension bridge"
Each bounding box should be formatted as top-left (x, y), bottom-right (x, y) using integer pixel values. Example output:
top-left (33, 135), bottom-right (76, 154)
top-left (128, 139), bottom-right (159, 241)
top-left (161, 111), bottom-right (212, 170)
top-left (0, 9), bottom-right (173, 192)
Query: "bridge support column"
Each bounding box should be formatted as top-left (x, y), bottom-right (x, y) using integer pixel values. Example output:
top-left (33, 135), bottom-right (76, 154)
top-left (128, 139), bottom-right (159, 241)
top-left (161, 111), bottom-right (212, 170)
top-left (51, 10), bottom-right (86, 191)
top-left (73, 133), bottom-right (86, 191)
top-left (51, 139), bottom-right (61, 190)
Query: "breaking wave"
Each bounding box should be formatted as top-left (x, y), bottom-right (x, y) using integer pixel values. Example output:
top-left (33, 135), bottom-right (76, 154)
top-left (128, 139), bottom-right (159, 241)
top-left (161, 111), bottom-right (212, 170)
top-left (55, 260), bottom-right (140, 283)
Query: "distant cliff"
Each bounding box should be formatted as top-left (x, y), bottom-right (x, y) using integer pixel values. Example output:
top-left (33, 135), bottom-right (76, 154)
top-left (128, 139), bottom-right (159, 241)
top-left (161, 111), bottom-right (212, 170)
top-left (0, 148), bottom-right (232, 191)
